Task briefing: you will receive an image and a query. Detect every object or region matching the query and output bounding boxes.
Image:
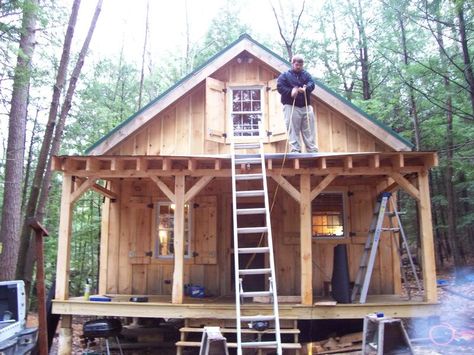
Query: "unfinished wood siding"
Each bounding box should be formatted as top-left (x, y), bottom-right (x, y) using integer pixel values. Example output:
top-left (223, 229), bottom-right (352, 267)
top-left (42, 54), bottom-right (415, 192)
top-left (107, 57), bottom-right (390, 156)
top-left (104, 179), bottom-right (226, 296)
top-left (102, 177), bottom-right (399, 297)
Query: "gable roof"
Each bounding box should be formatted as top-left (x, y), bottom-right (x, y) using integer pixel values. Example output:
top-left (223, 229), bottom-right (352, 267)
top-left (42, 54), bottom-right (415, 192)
top-left (87, 34), bottom-right (413, 155)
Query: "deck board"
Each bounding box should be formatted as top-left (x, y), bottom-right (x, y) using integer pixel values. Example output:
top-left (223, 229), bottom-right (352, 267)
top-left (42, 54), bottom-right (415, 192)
top-left (53, 294), bottom-right (438, 319)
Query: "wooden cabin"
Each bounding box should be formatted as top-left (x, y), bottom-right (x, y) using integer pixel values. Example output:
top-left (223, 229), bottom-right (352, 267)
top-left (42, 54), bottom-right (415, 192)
top-left (52, 34), bottom-right (438, 353)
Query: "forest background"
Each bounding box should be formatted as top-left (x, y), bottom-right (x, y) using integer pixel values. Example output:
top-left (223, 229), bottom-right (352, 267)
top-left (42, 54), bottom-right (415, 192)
top-left (0, 0), bottom-right (472, 302)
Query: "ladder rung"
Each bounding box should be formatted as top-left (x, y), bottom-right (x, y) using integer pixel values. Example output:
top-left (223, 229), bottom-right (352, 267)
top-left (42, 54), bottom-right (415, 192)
top-left (235, 173), bottom-right (263, 181)
top-left (241, 341), bottom-right (278, 348)
top-left (235, 158), bottom-right (261, 164)
top-left (234, 143), bottom-right (260, 149)
top-left (381, 228), bottom-right (400, 232)
top-left (237, 208), bottom-right (266, 215)
top-left (237, 227), bottom-right (268, 234)
top-left (238, 247), bottom-right (270, 254)
top-left (240, 315), bottom-right (275, 322)
top-left (236, 190), bottom-right (265, 197)
top-left (239, 268), bottom-right (272, 275)
top-left (241, 291), bottom-right (272, 298)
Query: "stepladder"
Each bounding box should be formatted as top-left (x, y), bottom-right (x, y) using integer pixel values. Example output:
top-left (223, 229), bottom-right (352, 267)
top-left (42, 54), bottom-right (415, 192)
top-left (230, 134), bottom-right (282, 355)
top-left (351, 192), bottom-right (422, 303)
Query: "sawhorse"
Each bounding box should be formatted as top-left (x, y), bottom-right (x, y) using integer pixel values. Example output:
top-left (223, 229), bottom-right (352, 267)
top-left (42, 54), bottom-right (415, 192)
top-left (199, 326), bottom-right (230, 355)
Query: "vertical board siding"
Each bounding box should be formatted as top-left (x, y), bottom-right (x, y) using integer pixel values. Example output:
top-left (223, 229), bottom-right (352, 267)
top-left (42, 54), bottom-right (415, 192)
top-left (106, 179), bottom-right (396, 297)
top-left (108, 60), bottom-right (385, 156)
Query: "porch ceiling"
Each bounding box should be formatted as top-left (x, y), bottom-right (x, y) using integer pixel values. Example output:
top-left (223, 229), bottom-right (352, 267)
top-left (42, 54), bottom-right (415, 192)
top-left (52, 151), bottom-right (437, 178)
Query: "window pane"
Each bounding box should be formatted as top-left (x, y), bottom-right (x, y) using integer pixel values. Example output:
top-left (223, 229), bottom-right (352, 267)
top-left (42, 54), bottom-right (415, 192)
top-left (251, 90), bottom-right (260, 100)
top-left (156, 203), bottom-right (190, 257)
top-left (252, 102), bottom-right (261, 111)
top-left (242, 101), bottom-right (251, 112)
top-left (312, 193), bottom-right (344, 238)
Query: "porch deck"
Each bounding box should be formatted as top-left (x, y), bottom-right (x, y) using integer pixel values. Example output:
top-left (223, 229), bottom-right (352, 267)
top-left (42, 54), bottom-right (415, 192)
top-left (52, 294), bottom-right (438, 320)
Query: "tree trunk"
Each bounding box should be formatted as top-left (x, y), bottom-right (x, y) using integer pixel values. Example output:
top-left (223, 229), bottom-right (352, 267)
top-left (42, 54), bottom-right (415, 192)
top-left (137, 0), bottom-right (149, 109)
top-left (0, 0), bottom-right (38, 281)
top-left (436, 17), bottom-right (463, 269)
top-left (456, 2), bottom-right (474, 116)
top-left (398, 12), bottom-right (421, 150)
top-left (21, 108), bottom-right (39, 212)
top-left (16, 0), bottom-right (81, 283)
top-left (22, 0), bottom-right (103, 295)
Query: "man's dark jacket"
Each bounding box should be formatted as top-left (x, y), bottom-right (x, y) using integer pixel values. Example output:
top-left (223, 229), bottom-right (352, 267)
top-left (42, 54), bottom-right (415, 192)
top-left (277, 69), bottom-right (315, 107)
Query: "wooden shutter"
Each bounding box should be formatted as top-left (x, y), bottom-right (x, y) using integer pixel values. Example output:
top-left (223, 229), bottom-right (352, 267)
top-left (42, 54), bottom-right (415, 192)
top-left (205, 77), bottom-right (226, 143)
top-left (193, 195), bottom-right (217, 264)
top-left (267, 78), bottom-right (287, 142)
top-left (127, 197), bottom-right (152, 265)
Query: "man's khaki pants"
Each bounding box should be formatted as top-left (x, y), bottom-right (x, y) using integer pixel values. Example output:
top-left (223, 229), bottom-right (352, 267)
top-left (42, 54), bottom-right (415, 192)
top-left (283, 104), bottom-right (318, 153)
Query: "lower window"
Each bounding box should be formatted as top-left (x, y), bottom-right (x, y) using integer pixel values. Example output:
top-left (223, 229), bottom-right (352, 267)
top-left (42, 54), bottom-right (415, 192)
top-left (155, 202), bottom-right (191, 258)
top-left (312, 193), bottom-right (345, 238)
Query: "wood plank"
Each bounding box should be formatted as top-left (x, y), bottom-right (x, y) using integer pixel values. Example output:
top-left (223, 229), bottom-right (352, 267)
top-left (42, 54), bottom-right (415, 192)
top-left (300, 174), bottom-right (312, 305)
top-left (98, 185), bottom-right (110, 294)
top-left (91, 183), bottom-right (118, 200)
top-left (271, 175), bottom-right (301, 202)
top-left (389, 172), bottom-right (420, 201)
top-left (118, 183), bottom-right (133, 294)
top-left (162, 108), bottom-right (177, 154)
top-left (417, 170), bottom-right (437, 302)
top-left (172, 176), bottom-right (186, 304)
top-left (317, 107), bottom-right (332, 152)
top-left (194, 196), bottom-right (217, 264)
top-left (70, 177), bottom-right (97, 204)
top-left (331, 113), bottom-right (347, 152)
top-left (310, 174), bottom-right (337, 200)
top-left (147, 119), bottom-right (162, 155)
top-left (191, 88), bottom-right (205, 154)
top-left (150, 176), bottom-right (175, 203)
top-left (55, 175), bottom-right (74, 300)
top-left (185, 176), bottom-right (214, 202)
top-left (106, 181), bottom-right (121, 294)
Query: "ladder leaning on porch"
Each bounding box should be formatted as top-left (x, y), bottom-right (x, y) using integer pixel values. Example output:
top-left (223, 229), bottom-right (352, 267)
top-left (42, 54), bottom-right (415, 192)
top-left (351, 192), bottom-right (422, 304)
top-left (230, 135), bottom-right (282, 355)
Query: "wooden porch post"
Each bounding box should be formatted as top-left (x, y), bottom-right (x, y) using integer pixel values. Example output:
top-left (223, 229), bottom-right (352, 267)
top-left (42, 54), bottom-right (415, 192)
top-left (172, 175), bottom-right (186, 304)
top-left (55, 174), bottom-right (73, 300)
top-left (300, 174), bottom-right (313, 305)
top-left (58, 315), bottom-right (72, 355)
top-left (417, 170), bottom-right (437, 302)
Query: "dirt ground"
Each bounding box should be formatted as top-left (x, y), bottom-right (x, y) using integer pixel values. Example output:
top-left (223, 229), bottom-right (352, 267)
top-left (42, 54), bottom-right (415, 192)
top-left (28, 265), bottom-right (474, 354)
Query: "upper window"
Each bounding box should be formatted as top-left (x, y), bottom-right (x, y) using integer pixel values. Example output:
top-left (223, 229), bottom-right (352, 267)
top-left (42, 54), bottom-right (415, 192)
top-left (155, 202), bottom-right (191, 258)
top-left (312, 193), bottom-right (345, 238)
top-left (231, 87), bottom-right (263, 137)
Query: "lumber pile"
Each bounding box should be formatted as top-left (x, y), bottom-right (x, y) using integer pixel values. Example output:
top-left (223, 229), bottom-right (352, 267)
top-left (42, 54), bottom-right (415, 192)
top-left (303, 331), bottom-right (363, 354)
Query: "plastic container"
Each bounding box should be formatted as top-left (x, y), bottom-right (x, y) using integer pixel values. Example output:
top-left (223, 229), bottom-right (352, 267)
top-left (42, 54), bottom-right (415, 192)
top-left (188, 285), bottom-right (205, 298)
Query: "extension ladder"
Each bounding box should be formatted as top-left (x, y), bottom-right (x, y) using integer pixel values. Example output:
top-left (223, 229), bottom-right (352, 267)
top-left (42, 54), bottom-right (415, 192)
top-left (351, 192), bottom-right (422, 304)
top-left (231, 136), bottom-right (282, 355)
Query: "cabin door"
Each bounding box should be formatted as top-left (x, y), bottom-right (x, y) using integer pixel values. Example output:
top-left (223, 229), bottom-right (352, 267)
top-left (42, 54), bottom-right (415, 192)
top-left (230, 203), bottom-right (266, 292)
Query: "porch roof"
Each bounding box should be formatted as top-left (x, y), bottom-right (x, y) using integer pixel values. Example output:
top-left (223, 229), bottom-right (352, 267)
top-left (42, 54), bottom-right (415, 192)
top-left (52, 151), bottom-right (437, 178)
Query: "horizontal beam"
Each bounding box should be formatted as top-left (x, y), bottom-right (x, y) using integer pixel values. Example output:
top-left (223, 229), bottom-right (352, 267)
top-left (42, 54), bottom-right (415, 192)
top-left (52, 299), bottom-right (439, 320)
top-left (62, 166), bottom-right (428, 179)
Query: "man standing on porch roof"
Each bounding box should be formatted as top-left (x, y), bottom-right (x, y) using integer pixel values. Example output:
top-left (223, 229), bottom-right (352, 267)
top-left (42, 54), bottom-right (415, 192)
top-left (277, 54), bottom-right (318, 153)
